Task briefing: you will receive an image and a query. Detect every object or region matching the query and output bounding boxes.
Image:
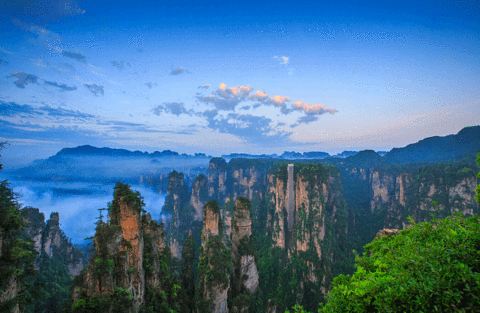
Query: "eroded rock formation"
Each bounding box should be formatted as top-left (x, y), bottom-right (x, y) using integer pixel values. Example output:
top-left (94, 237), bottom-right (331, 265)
top-left (196, 200), bottom-right (231, 313)
top-left (23, 208), bottom-right (84, 276)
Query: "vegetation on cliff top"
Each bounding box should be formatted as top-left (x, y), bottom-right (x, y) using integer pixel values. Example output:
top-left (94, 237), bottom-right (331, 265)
top-left (0, 143), bottom-right (36, 312)
top-left (108, 181), bottom-right (146, 215)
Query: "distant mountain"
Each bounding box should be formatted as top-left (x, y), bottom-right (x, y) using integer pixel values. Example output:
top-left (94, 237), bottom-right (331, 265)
top-left (333, 151), bottom-right (359, 158)
top-left (383, 126), bottom-right (480, 165)
top-left (56, 145), bottom-right (211, 159)
top-left (222, 151), bottom-right (332, 160)
top-left (221, 153), bottom-right (278, 159)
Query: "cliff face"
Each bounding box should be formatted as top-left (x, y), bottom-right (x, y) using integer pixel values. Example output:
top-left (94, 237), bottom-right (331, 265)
top-left (196, 200), bottom-right (231, 313)
top-left (165, 160), bottom-right (349, 311)
top-left (231, 197), bottom-right (259, 313)
top-left (23, 208), bottom-right (84, 276)
top-left (365, 165), bottom-right (479, 230)
top-left (161, 170), bottom-right (190, 259)
top-left (207, 158), bottom-right (228, 204)
top-left (77, 195), bottom-right (145, 313)
top-left (162, 157), bottom-right (478, 311)
top-left (190, 174), bottom-right (210, 222)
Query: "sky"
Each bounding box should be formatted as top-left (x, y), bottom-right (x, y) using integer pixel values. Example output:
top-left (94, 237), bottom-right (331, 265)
top-left (1, 0), bottom-right (480, 168)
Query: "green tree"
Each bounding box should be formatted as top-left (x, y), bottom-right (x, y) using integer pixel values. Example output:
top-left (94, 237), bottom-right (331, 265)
top-left (181, 233), bottom-right (195, 312)
top-left (0, 143), bottom-right (37, 312)
top-left (475, 152), bottom-right (480, 203)
top-left (319, 210), bottom-right (480, 312)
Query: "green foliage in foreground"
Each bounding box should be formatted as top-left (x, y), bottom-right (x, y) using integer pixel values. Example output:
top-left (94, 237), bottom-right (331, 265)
top-left (475, 152), bottom-right (480, 204)
top-left (317, 210), bottom-right (480, 313)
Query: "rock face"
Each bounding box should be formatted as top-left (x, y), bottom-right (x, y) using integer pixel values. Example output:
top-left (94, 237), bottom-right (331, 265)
top-left (70, 184), bottom-right (168, 313)
top-left (161, 170), bottom-right (190, 259)
top-left (376, 228), bottom-right (400, 238)
top-left (163, 158), bottom-right (479, 311)
top-left (196, 200), bottom-right (231, 313)
top-left (23, 208), bottom-right (84, 276)
top-left (231, 197), bottom-right (259, 313)
top-left (207, 158), bottom-right (228, 205)
top-left (168, 160), bottom-right (348, 310)
top-left (0, 273), bottom-right (22, 313)
top-left (365, 165), bottom-right (479, 229)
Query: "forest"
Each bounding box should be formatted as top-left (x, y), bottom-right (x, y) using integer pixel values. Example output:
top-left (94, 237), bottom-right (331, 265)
top-left (0, 137), bottom-right (479, 312)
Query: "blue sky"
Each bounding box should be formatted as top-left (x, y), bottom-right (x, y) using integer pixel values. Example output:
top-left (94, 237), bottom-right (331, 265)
top-left (1, 0), bottom-right (479, 167)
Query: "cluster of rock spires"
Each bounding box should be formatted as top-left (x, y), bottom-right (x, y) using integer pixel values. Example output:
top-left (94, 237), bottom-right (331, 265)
top-left (67, 183), bottom-right (260, 313)
top-left (23, 208), bottom-right (84, 276)
top-left (0, 208), bottom-right (84, 313)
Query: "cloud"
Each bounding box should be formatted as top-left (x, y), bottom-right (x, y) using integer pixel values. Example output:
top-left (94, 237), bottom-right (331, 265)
top-left (111, 59), bottom-right (125, 70)
top-left (0, 46), bottom-right (14, 55)
top-left (249, 90), bottom-right (292, 114)
top-left (12, 18), bottom-right (63, 52)
top-left (98, 120), bottom-right (193, 134)
top-left (170, 67), bottom-right (185, 75)
top-left (198, 84), bottom-right (210, 89)
top-left (292, 101), bottom-right (338, 115)
top-left (0, 100), bottom-right (95, 122)
top-left (6, 0), bottom-right (85, 20)
top-left (274, 55), bottom-right (289, 65)
top-left (145, 82), bottom-right (158, 89)
top-left (239, 105), bottom-right (251, 110)
top-left (289, 101), bottom-right (338, 127)
top-left (9, 71), bottom-right (38, 88)
top-left (62, 50), bottom-right (87, 63)
top-left (290, 115), bottom-right (319, 128)
top-left (200, 110), bottom-right (292, 145)
top-left (152, 102), bottom-right (193, 116)
top-left (196, 83), bottom-right (253, 111)
top-left (84, 83), bottom-right (104, 96)
top-left (0, 119), bottom-right (101, 145)
top-left (44, 80), bottom-right (77, 91)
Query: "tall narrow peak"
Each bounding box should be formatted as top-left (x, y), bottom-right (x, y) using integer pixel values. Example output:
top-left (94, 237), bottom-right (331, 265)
top-left (207, 158), bottom-right (228, 205)
top-left (287, 164), bottom-right (295, 231)
top-left (231, 197), bottom-right (259, 312)
top-left (196, 200), bottom-right (231, 313)
top-left (161, 170), bottom-right (190, 259)
top-left (181, 232), bottom-right (195, 312)
top-left (71, 182), bottom-right (146, 313)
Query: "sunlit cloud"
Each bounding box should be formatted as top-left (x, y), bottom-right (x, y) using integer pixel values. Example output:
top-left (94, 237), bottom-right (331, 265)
top-left (249, 90), bottom-right (292, 114)
top-left (292, 101), bottom-right (338, 115)
top-left (274, 55), bottom-right (289, 64)
top-left (198, 84), bottom-right (210, 89)
top-left (196, 83), bottom-right (253, 111)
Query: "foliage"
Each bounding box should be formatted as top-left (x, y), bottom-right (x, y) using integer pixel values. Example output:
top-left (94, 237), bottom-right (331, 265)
top-left (0, 143), bottom-right (37, 312)
top-left (24, 252), bottom-right (73, 313)
top-left (195, 235), bottom-right (232, 313)
top-left (319, 210), bottom-right (480, 312)
top-left (69, 289), bottom-right (127, 313)
top-left (108, 182), bottom-right (145, 215)
top-left (476, 152), bottom-right (480, 203)
top-left (181, 234), bottom-right (196, 312)
top-left (204, 199), bottom-right (220, 214)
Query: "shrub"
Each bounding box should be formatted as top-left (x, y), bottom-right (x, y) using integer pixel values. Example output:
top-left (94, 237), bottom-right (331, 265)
top-left (319, 209), bottom-right (480, 312)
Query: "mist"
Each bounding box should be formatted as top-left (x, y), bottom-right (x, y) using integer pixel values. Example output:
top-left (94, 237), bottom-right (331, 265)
top-left (1, 176), bottom-right (166, 245)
